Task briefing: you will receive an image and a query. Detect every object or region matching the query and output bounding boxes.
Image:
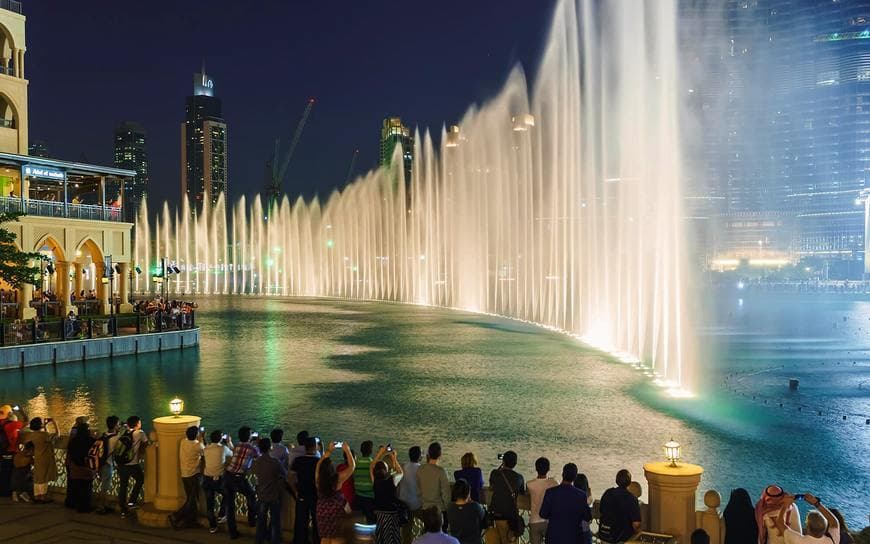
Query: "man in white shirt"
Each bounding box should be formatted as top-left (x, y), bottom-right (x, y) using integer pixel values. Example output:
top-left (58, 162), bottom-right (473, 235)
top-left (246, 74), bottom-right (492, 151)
top-left (399, 446), bottom-right (424, 544)
top-left (203, 429), bottom-right (234, 533)
top-left (776, 493), bottom-right (840, 544)
top-left (171, 425), bottom-right (204, 529)
top-left (758, 484), bottom-right (802, 544)
top-left (526, 457), bottom-right (558, 544)
top-left (269, 428), bottom-right (291, 470)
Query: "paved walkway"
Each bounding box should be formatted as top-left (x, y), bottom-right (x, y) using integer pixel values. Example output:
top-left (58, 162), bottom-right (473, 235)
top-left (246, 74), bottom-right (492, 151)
top-left (0, 498), bottom-right (257, 543)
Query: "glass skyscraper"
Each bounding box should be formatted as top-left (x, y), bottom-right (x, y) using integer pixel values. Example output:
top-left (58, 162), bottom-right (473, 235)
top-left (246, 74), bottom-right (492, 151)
top-left (692, 0), bottom-right (870, 277)
top-left (113, 121), bottom-right (149, 223)
top-left (380, 117), bottom-right (414, 188)
top-left (181, 65), bottom-right (227, 213)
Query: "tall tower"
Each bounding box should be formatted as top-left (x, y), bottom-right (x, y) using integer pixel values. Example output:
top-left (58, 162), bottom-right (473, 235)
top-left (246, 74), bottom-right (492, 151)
top-left (181, 63), bottom-right (227, 213)
top-left (380, 117), bottom-right (413, 186)
top-left (0, 2), bottom-right (27, 154)
top-left (113, 121), bottom-right (149, 223)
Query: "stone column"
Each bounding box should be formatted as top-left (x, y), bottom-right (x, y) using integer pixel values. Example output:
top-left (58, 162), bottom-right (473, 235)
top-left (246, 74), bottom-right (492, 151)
top-left (17, 281), bottom-right (35, 320)
top-left (150, 415), bottom-right (200, 514)
top-left (11, 48), bottom-right (18, 77)
top-left (643, 462), bottom-right (704, 542)
top-left (56, 261), bottom-right (73, 316)
top-left (118, 262), bottom-right (133, 313)
top-left (696, 490), bottom-right (724, 544)
top-left (95, 263), bottom-right (110, 315)
top-left (18, 49), bottom-right (23, 79)
top-left (73, 262), bottom-right (83, 298)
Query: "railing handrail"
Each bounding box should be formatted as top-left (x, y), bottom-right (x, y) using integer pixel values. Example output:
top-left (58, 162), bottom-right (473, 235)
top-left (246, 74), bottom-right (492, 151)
top-left (0, 195), bottom-right (124, 223)
top-left (0, 0), bottom-right (22, 15)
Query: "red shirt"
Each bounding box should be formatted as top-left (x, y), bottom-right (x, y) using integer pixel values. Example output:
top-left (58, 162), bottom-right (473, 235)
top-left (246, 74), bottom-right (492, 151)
top-left (337, 462), bottom-right (356, 508)
top-left (3, 420), bottom-right (24, 453)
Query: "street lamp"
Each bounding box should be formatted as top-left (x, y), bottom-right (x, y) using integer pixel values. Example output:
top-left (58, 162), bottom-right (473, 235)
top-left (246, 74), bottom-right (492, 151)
top-left (663, 438), bottom-right (681, 467)
top-left (169, 397), bottom-right (184, 417)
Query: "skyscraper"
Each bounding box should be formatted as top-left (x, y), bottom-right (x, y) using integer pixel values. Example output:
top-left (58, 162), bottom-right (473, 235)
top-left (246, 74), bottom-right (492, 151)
top-left (380, 117), bottom-right (413, 186)
top-left (181, 64), bottom-right (227, 213)
top-left (113, 121), bottom-right (149, 223)
top-left (690, 0), bottom-right (870, 278)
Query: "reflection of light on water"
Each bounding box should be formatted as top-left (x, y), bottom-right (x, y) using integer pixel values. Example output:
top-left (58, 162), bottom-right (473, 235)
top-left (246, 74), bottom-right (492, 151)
top-left (23, 386), bottom-right (96, 432)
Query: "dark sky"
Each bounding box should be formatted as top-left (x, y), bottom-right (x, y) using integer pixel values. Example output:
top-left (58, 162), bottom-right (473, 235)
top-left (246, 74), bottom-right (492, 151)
top-left (24, 1), bottom-right (557, 208)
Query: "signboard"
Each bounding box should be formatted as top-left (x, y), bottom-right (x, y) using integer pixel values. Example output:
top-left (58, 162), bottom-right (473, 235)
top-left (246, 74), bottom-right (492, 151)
top-left (23, 164), bottom-right (65, 181)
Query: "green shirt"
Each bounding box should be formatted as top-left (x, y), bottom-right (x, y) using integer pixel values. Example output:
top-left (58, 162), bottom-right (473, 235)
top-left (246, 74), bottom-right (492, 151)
top-left (354, 456), bottom-right (374, 498)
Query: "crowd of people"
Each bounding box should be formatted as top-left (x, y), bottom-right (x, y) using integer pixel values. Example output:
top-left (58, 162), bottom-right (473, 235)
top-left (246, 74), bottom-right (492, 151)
top-left (133, 297), bottom-right (197, 316)
top-left (0, 405), bottom-right (859, 544)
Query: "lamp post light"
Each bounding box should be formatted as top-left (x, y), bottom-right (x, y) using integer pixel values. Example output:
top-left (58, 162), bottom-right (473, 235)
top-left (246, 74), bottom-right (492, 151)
top-left (169, 397), bottom-right (184, 417)
top-left (664, 438), bottom-right (681, 467)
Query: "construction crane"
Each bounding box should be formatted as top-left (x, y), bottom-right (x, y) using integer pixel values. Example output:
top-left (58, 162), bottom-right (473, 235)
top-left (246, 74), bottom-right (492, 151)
top-left (343, 148), bottom-right (360, 186)
top-left (264, 98), bottom-right (316, 216)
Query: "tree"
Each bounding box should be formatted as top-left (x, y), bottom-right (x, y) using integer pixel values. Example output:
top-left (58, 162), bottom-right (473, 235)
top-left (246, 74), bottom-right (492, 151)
top-left (0, 212), bottom-right (42, 288)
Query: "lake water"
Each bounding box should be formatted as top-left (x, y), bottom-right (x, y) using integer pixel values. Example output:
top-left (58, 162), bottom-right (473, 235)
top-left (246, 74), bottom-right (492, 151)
top-left (0, 294), bottom-right (867, 526)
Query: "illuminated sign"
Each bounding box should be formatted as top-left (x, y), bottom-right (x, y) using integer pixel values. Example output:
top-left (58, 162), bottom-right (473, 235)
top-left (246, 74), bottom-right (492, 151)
top-left (23, 164), bottom-right (65, 180)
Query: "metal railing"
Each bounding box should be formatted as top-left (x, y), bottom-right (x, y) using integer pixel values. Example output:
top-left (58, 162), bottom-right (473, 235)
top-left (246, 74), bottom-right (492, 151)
top-left (0, 196), bottom-right (123, 222)
top-left (0, 310), bottom-right (196, 347)
top-left (0, 0), bottom-right (22, 14)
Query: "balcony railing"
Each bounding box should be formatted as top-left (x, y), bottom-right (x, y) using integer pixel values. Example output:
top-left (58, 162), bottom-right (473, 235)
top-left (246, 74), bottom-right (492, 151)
top-left (0, 0), bottom-right (21, 14)
top-left (0, 196), bottom-right (123, 222)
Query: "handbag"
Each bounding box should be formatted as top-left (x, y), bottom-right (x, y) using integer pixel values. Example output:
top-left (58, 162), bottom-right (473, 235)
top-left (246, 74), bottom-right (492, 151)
top-left (498, 469), bottom-right (526, 537)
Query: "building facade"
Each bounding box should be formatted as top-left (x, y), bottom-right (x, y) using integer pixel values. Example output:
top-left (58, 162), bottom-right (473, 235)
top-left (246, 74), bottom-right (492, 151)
top-left (0, 1), bottom-right (135, 318)
top-left (113, 121), bottom-right (149, 223)
top-left (380, 117), bottom-right (413, 187)
top-left (692, 0), bottom-right (870, 277)
top-left (181, 66), bottom-right (227, 213)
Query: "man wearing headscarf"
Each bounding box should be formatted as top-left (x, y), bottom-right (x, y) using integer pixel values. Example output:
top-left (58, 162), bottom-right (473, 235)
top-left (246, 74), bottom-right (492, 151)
top-left (755, 485), bottom-right (801, 544)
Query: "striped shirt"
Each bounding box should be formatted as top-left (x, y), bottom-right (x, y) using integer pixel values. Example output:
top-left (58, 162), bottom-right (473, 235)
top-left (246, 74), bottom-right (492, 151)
top-left (353, 457), bottom-right (374, 498)
top-left (225, 442), bottom-right (260, 475)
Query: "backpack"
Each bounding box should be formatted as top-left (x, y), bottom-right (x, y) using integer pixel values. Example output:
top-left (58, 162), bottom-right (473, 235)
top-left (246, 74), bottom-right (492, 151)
top-left (0, 421), bottom-right (9, 453)
top-left (86, 439), bottom-right (104, 471)
top-left (99, 432), bottom-right (116, 466)
top-left (113, 429), bottom-right (136, 465)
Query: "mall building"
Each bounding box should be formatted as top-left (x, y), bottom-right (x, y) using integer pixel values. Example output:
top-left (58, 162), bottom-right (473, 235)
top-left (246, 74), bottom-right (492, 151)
top-left (0, 1), bottom-right (135, 319)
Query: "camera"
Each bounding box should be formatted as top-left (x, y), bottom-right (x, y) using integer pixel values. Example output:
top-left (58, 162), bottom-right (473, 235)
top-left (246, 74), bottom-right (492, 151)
top-left (497, 453), bottom-right (504, 461)
top-left (221, 433), bottom-right (228, 441)
top-left (334, 441), bottom-right (344, 448)
top-left (386, 443), bottom-right (393, 452)
top-left (794, 494), bottom-right (805, 501)
top-left (12, 405), bottom-right (19, 411)
top-left (199, 426), bottom-right (205, 432)
top-left (251, 431), bottom-right (259, 439)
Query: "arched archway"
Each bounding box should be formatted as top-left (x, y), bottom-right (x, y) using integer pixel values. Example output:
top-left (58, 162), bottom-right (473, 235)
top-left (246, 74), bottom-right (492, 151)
top-left (0, 92), bottom-right (19, 129)
top-left (73, 237), bottom-right (104, 301)
top-left (32, 235), bottom-right (65, 313)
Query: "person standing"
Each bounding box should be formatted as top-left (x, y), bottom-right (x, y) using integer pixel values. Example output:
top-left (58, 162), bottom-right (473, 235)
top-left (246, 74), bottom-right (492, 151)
top-left (488, 451), bottom-right (525, 544)
top-left (95, 416), bottom-right (121, 513)
top-left (252, 437), bottom-right (288, 544)
top-left (371, 446), bottom-right (405, 544)
top-left (453, 453), bottom-right (484, 503)
top-left (291, 436), bottom-right (322, 544)
top-left (316, 441), bottom-right (357, 544)
top-left (22, 416), bottom-right (59, 504)
top-left (539, 463), bottom-right (592, 544)
top-left (447, 479), bottom-right (487, 544)
top-left (723, 488), bottom-right (758, 544)
top-left (775, 493), bottom-right (838, 544)
top-left (526, 457), bottom-right (557, 544)
top-left (117, 415), bottom-right (149, 517)
top-left (399, 446), bottom-right (423, 544)
top-left (224, 426), bottom-right (261, 539)
top-left (756, 485), bottom-right (802, 544)
top-left (353, 440), bottom-right (376, 523)
top-left (203, 429), bottom-right (234, 534)
top-left (0, 409), bottom-right (25, 497)
top-left (65, 421), bottom-right (96, 513)
top-left (598, 469), bottom-right (641, 543)
top-left (170, 425), bottom-right (204, 529)
top-left (270, 428), bottom-right (291, 471)
top-left (418, 442), bottom-right (451, 532)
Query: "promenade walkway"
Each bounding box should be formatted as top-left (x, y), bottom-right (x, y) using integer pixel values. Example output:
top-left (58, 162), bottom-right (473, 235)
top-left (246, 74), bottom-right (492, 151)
top-left (0, 497), bottom-right (256, 543)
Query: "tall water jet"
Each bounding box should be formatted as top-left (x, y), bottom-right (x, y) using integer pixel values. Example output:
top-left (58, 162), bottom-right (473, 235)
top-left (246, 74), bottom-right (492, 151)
top-left (134, 0), bottom-right (695, 390)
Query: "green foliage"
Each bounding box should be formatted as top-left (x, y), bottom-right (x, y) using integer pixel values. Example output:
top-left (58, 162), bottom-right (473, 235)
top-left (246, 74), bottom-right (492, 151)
top-left (0, 212), bottom-right (42, 288)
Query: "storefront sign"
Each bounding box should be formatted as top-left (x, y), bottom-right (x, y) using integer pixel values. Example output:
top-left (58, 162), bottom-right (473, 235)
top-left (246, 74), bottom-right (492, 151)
top-left (23, 164), bottom-right (65, 180)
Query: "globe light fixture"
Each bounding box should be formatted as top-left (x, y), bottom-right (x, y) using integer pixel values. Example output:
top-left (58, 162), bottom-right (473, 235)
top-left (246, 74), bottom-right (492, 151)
top-left (169, 397), bottom-right (184, 417)
top-left (664, 438), bottom-right (681, 467)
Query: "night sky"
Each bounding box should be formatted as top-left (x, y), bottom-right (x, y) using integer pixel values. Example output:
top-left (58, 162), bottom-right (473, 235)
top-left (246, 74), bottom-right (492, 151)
top-left (24, 1), bottom-right (556, 208)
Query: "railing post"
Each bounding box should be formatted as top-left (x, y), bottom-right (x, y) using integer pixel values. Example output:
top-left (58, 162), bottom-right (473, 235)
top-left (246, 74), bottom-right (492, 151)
top-left (136, 312), bottom-right (141, 334)
top-left (156, 311), bottom-right (162, 332)
top-left (61, 318), bottom-right (67, 341)
top-left (0, 321), bottom-right (5, 347)
top-left (112, 315), bottom-right (118, 336)
top-left (190, 311), bottom-right (195, 328)
top-left (87, 318), bottom-right (93, 339)
top-left (30, 319), bottom-right (36, 344)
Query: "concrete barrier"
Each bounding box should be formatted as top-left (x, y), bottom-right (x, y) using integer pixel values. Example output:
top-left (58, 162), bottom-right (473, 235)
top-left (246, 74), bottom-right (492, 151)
top-left (0, 328), bottom-right (200, 370)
